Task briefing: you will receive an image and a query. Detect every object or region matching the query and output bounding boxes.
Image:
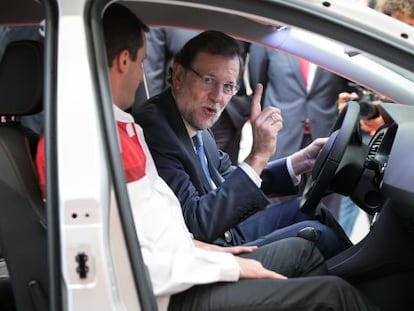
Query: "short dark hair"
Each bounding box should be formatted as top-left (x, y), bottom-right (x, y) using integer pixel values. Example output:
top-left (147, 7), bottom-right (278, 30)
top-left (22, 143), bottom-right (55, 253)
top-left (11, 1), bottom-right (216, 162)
top-left (174, 30), bottom-right (245, 80)
top-left (102, 3), bottom-right (149, 65)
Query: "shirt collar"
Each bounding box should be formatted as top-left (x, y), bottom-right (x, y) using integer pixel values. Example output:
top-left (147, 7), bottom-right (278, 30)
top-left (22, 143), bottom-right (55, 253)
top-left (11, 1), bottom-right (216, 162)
top-left (113, 104), bottom-right (134, 123)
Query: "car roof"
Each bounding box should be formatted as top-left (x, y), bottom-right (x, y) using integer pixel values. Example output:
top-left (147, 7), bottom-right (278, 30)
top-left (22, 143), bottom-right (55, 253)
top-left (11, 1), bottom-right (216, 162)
top-left (123, 1), bottom-right (414, 61)
top-left (2, 0), bottom-right (414, 106)
top-left (121, 0), bottom-right (414, 105)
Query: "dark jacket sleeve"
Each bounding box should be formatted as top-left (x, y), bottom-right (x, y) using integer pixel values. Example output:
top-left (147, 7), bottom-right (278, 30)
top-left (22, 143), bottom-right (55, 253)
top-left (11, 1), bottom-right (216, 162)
top-left (260, 159), bottom-right (299, 195)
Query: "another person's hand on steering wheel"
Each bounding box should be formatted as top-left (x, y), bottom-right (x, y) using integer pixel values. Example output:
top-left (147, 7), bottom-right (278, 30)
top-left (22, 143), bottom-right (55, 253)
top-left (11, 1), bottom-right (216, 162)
top-left (337, 91), bottom-right (359, 113)
top-left (359, 99), bottom-right (384, 136)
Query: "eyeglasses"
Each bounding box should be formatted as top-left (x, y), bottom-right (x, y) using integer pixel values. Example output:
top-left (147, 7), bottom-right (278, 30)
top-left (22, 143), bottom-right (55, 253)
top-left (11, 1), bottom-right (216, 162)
top-left (187, 67), bottom-right (240, 96)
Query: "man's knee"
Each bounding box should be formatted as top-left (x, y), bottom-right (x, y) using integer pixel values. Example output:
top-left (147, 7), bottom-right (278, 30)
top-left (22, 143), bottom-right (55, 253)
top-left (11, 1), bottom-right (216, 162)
top-left (294, 220), bottom-right (350, 258)
top-left (259, 237), bottom-right (316, 258)
top-left (276, 236), bottom-right (316, 254)
top-left (315, 224), bottom-right (351, 258)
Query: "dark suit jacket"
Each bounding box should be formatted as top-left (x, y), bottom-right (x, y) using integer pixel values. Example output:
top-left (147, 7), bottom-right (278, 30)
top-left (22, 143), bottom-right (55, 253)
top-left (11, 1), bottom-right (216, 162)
top-left (133, 88), bottom-right (298, 242)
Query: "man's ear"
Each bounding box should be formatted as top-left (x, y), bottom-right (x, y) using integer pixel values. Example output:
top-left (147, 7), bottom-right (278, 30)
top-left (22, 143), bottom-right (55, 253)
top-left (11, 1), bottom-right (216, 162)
top-left (115, 50), bottom-right (130, 73)
top-left (172, 63), bottom-right (184, 89)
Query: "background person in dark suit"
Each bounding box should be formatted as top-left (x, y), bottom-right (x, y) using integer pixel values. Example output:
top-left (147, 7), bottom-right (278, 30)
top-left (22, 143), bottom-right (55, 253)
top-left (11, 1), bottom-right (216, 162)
top-left (133, 30), bottom-right (352, 259)
top-left (248, 46), bottom-right (352, 161)
top-left (248, 46), bottom-right (355, 221)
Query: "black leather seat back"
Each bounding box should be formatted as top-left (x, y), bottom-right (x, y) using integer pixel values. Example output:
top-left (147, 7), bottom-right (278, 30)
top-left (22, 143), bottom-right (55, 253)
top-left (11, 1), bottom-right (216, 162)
top-left (0, 40), bottom-right (48, 311)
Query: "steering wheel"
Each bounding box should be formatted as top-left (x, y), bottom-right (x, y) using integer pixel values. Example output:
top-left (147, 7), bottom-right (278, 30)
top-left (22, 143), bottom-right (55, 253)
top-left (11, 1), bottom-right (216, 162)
top-left (300, 101), bottom-right (361, 213)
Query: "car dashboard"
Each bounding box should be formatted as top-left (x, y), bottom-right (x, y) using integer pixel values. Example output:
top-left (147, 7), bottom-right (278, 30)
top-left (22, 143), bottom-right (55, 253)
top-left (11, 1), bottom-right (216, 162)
top-left (378, 103), bottom-right (414, 232)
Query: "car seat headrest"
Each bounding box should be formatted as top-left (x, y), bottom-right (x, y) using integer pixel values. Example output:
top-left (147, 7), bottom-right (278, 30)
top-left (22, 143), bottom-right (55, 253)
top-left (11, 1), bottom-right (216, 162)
top-left (0, 40), bottom-right (43, 117)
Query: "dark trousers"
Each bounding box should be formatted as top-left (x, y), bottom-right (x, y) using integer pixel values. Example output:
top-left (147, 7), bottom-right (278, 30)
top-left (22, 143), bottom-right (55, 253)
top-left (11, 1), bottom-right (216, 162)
top-left (219, 197), bottom-right (351, 259)
top-left (168, 238), bottom-right (378, 311)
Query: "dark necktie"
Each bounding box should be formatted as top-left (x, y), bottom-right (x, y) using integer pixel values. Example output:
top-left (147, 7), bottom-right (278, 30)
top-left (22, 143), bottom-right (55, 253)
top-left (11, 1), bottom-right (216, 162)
top-left (193, 131), bottom-right (215, 189)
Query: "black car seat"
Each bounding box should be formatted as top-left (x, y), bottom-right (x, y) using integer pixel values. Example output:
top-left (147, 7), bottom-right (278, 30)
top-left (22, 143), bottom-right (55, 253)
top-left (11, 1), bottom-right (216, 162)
top-left (0, 40), bottom-right (48, 311)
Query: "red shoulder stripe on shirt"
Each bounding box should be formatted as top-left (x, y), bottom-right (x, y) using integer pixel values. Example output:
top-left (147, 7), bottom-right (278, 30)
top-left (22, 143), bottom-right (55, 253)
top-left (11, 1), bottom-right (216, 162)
top-left (34, 122), bottom-right (147, 199)
top-left (117, 122), bottom-right (146, 183)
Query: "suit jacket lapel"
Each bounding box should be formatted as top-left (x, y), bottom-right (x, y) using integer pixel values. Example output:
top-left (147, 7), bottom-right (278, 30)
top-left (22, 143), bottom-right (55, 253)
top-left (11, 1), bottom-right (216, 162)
top-left (308, 66), bottom-right (321, 95)
top-left (159, 89), bottom-right (215, 192)
top-left (158, 90), bottom-right (193, 149)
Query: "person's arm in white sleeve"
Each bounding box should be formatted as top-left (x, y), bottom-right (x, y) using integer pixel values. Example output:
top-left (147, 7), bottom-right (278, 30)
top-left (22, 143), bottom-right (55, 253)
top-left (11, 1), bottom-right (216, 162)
top-left (141, 243), bottom-right (240, 296)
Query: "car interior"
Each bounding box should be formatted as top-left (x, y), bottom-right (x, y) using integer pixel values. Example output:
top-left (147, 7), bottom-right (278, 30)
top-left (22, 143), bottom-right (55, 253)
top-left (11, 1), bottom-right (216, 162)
top-left (1, 0), bottom-right (414, 311)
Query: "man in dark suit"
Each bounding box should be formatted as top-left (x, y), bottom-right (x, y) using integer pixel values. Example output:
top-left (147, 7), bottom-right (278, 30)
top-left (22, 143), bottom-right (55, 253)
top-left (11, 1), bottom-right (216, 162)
top-left (133, 30), bottom-right (351, 259)
top-left (135, 27), bottom-right (251, 164)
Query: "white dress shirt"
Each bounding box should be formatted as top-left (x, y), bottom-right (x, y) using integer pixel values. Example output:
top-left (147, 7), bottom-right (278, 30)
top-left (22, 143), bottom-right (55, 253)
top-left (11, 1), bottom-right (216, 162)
top-left (114, 105), bottom-right (239, 311)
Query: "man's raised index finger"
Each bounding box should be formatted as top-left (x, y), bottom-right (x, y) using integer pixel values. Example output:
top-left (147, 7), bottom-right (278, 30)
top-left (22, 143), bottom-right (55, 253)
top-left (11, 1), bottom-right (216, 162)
top-left (250, 83), bottom-right (263, 121)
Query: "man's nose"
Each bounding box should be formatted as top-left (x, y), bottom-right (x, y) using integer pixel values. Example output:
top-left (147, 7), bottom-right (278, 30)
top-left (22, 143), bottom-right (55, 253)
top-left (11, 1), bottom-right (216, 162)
top-left (209, 82), bottom-right (226, 102)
